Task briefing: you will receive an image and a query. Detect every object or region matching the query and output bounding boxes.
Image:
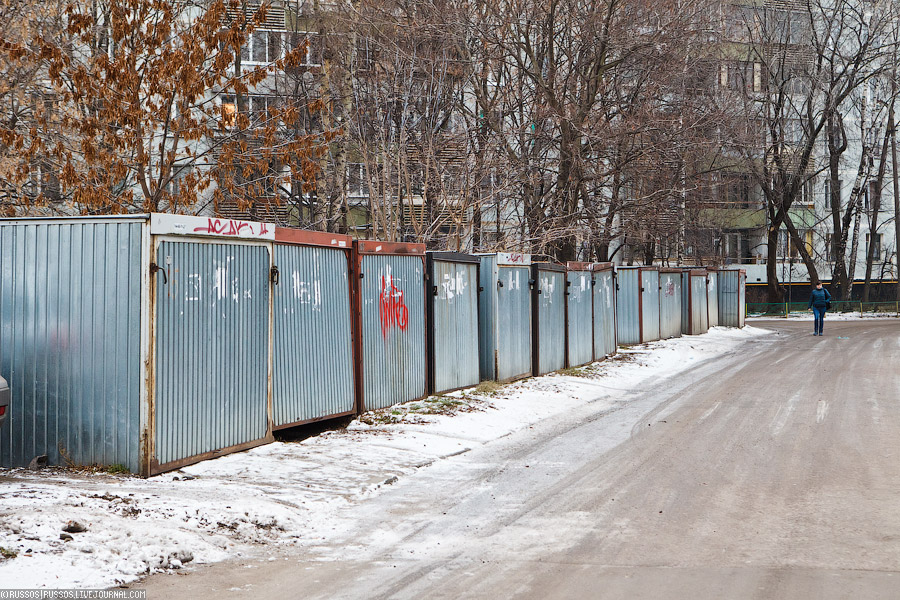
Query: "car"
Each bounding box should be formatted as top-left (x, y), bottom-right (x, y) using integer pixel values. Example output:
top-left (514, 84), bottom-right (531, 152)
top-left (0, 375), bottom-right (8, 427)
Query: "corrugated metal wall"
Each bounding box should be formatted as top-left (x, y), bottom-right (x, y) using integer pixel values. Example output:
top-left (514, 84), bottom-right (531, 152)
top-left (659, 272), bottom-right (682, 339)
top-left (592, 269), bottom-right (617, 357)
top-left (272, 244), bottom-right (355, 427)
top-left (690, 274), bottom-right (710, 334)
top-left (739, 271), bottom-right (746, 327)
top-left (478, 255), bottom-right (498, 380)
top-left (566, 270), bottom-right (593, 367)
top-left (534, 267), bottom-right (565, 375)
top-left (707, 272), bottom-right (719, 327)
top-left (430, 259), bottom-right (480, 393)
top-left (681, 272), bottom-right (690, 334)
top-left (153, 240), bottom-right (270, 469)
top-left (358, 254), bottom-right (426, 410)
top-left (0, 220), bottom-right (144, 471)
top-left (495, 266), bottom-right (532, 380)
top-left (717, 270), bottom-right (740, 328)
top-left (640, 269), bottom-right (661, 342)
top-left (616, 268), bottom-right (641, 345)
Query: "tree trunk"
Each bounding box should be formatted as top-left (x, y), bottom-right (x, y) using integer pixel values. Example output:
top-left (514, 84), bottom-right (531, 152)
top-left (766, 217), bottom-right (786, 303)
top-left (863, 120), bottom-right (891, 302)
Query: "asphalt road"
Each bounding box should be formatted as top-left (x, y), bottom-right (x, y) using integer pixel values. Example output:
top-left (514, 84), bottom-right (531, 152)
top-left (141, 321), bottom-right (900, 599)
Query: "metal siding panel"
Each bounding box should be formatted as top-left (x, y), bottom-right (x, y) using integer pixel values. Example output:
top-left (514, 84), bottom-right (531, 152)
top-left (691, 275), bottom-right (709, 334)
top-left (640, 270), bottom-right (661, 342)
top-left (707, 273), bottom-right (719, 327)
top-left (478, 256), bottom-right (498, 380)
top-left (154, 241), bottom-right (269, 466)
top-left (659, 273), bottom-right (682, 339)
top-left (681, 272), bottom-right (690, 333)
top-left (535, 269), bottom-right (565, 375)
top-left (566, 271), bottom-right (593, 366)
top-left (592, 271), bottom-right (617, 357)
top-left (359, 255), bottom-right (426, 410)
top-left (0, 222), bottom-right (142, 471)
top-left (717, 270), bottom-right (742, 327)
top-left (496, 266), bottom-right (532, 380)
top-left (431, 260), bottom-right (480, 393)
top-left (272, 245), bottom-right (354, 426)
top-left (615, 269), bottom-right (641, 345)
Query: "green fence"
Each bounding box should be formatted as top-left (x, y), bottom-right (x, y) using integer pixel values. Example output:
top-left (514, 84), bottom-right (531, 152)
top-left (747, 301), bottom-right (900, 317)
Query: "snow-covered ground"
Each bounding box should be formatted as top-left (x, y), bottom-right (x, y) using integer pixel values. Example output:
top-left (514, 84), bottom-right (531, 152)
top-left (0, 326), bottom-right (770, 589)
top-left (748, 311), bottom-right (900, 321)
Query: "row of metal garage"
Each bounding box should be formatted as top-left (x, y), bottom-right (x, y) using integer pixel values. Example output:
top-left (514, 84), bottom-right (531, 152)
top-left (0, 214), bottom-right (744, 475)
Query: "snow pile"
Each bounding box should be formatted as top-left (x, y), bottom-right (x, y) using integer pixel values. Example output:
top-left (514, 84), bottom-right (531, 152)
top-left (0, 326), bottom-right (769, 589)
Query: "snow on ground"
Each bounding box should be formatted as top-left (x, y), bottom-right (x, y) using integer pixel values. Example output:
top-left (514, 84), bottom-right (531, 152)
top-left (748, 312), bottom-right (900, 321)
top-left (0, 326), bottom-right (770, 589)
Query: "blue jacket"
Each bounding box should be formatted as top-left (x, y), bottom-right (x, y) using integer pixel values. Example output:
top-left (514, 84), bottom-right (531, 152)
top-left (809, 287), bottom-right (831, 308)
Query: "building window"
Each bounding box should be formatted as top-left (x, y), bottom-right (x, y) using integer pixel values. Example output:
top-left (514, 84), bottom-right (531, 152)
top-left (220, 94), bottom-right (279, 127)
top-left (221, 95), bottom-right (237, 128)
top-left (779, 229), bottom-right (812, 258)
top-left (866, 233), bottom-right (882, 261)
top-left (286, 32), bottom-right (320, 66)
top-left (240, 30), bottom-right (319, 66)
top-left (867, 180), bottom-right (880, 211)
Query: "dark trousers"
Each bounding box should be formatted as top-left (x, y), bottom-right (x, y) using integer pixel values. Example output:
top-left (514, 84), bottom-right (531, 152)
top-left (812, 305), bottom-right (826, 334)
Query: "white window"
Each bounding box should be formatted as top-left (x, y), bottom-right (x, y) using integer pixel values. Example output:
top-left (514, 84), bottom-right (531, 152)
top-left (241, 30), bottom-right (282, 64)
top-left (240, 31), bottom-right (320, 66)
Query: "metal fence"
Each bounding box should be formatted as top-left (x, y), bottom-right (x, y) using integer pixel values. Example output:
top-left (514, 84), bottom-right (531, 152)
top-left (615, 267), bottom-right (641, 345)
top-left (640, 267), bottom-right (661, 342)
top-left (272, 229), bottom-right (356, 429)
top-left (706, 269), bottom-right (719, 328)
top-left (355, 241), bottom-right (427, 411)
top-left (0, 218), bottom-right (145, 472)
top-left (1, 214), bottom-right (747, 475)
top-left (532, 263), bottom-right (566, 375)
top-left (153, 238), bottom-right (272, 471)
top-left (659, 269), bottom-right (682, 339)
top-left (717, 269), bottom-right (746, 328)
top-left (426, 252), bottom-right (481, 394)
top-left (683, 269), bottom-right (710, 335)
top-left (566, 263), bottom-right (594, 367)
top-left (592, 264), bottom-right (617, 358)
top-left (478, 253), bottom-right (533, 381)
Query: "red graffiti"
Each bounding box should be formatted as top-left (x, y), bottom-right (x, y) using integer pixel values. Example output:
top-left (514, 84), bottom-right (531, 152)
top-left (379, 275), bottom-right (409, 337)
top-left (194, 218), bottom-right (254, 236)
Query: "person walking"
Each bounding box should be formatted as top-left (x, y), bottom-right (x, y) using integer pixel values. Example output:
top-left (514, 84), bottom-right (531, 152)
top-left (808, 281), bottom-right (831, 336)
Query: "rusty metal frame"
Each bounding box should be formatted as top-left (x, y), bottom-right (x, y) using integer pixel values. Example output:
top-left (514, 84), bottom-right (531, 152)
top-left (274, 227), bottom-right (353, 248)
